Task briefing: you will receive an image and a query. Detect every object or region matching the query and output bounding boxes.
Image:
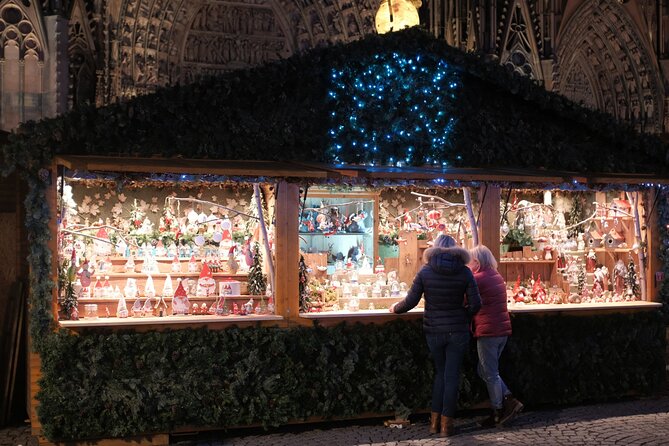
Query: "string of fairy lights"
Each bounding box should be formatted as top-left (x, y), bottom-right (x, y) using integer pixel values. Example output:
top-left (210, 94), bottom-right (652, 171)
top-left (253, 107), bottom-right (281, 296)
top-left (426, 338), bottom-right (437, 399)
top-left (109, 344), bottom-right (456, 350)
top-left (327, 52), bottom-right (461, 167)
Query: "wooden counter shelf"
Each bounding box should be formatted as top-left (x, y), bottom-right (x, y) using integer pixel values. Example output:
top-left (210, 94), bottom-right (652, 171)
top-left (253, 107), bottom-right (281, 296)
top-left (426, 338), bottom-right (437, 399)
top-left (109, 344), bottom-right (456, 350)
top-left (499, 259), bottom-right (556, 264)
top-left (299, 307), bottom-right (425, 318)
top-left (508, 301), bottom-right (661, 313)
top-left (299, 301), bottom-right (660, 318)
top-left (58, 314), bottom-right (286, 332)
top-left (93, 272), bottom-right (249, 278)
top-left (60, 314), bottom-right (283, 326)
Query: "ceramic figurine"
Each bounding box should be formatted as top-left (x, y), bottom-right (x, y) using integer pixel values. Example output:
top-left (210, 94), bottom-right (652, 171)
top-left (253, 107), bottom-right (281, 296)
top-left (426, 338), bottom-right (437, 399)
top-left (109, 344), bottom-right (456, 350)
top-left (172, 279), bottom-right (190, 315)
top-left (196, 263), bottom-right (216, 297)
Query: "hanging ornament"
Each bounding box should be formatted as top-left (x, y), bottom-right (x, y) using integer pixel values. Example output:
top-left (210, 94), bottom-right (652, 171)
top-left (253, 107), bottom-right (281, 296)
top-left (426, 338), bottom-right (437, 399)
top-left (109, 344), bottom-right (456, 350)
top-left (187, 210), bottom-right (199, 224)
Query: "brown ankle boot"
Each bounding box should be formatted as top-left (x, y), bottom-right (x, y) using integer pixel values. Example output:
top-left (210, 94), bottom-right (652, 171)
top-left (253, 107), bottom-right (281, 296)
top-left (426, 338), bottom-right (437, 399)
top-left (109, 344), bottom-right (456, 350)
top-left (439, 415), bottom-right (454, 437)
top-left (429, 412), bottom-right (440, 434)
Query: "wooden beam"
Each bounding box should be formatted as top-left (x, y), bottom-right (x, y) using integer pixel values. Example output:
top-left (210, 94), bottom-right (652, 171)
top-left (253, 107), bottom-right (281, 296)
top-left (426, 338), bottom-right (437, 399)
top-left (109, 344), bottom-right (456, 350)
top-left (54, 156), bottom-right (329, 179)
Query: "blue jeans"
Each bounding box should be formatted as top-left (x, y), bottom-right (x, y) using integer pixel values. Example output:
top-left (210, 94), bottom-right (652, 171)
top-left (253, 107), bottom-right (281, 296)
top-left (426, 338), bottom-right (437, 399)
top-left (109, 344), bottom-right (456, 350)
top-left (477, 336), bottom-right (510, 409)
top-left (425, 331), bottom-right (470, 417)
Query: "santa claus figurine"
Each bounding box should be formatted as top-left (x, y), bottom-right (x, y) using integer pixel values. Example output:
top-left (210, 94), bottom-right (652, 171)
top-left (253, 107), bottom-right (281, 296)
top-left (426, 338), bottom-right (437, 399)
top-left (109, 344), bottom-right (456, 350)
top-left (586, 249), bottom-right (597, 273)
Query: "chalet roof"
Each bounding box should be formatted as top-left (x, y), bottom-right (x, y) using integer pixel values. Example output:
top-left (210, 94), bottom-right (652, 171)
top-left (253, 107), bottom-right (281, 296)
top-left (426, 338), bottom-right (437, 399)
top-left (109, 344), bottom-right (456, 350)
top-left (3, 28), bottom-right (668, 177)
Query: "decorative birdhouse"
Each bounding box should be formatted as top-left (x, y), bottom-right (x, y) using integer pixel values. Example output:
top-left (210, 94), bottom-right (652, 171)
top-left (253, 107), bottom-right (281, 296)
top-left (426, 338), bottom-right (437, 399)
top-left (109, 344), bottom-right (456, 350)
top-left (604, 228), bottom-right (625, 249)
top-left (587, 229), bottom-right (603, 248)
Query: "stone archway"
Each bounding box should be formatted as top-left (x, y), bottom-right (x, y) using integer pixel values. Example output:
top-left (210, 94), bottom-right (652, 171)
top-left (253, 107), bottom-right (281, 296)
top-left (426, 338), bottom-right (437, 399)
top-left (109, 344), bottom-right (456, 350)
top-left (553, 1), bottom-right (663, 133)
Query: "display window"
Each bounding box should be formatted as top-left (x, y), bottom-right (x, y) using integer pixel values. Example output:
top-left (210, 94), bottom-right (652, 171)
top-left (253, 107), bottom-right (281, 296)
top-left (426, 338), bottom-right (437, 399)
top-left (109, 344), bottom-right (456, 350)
top-left (299, 186), bottom-right (478, 316)
top-left (56, 172), bottom-right (281, 326)
top-left (498, 188), bottom-right (654, 311)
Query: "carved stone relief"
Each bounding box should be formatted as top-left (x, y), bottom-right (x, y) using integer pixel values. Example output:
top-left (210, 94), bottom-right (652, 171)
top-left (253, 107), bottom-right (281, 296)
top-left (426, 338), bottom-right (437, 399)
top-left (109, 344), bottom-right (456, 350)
top-left (99, 0), bottom-right (377, 101)
top-left (181, 2), bottom-right (290, 83)
top-left (553, 1), bottom-right (663, 133)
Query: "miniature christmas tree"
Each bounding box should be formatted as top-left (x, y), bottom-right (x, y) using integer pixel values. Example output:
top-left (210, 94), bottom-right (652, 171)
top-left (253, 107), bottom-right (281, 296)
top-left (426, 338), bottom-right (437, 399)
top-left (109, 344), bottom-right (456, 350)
top-left (247, 242), bottom-right (267, 295)
top-left (567, 194), bottom-right (585, 240)
top-left (299, 255), bottom-right (312, 312)
top-left (625, 257), bottom-right (641, 299)
top-left (577, 264), bottom-right (586, 295)
top-left (58, 254), bottom-right (78, 320)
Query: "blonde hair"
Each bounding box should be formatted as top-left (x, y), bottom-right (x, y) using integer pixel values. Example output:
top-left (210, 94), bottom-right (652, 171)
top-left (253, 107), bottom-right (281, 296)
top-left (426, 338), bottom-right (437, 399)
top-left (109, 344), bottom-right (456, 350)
top-left (469, 244), bottom-right (498, 271)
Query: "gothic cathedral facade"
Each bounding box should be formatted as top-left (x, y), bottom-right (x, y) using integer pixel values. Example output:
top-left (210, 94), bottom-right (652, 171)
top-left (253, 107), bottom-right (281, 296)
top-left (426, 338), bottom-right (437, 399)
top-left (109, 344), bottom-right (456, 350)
top-left (0, 0), bottom-right (667, 136)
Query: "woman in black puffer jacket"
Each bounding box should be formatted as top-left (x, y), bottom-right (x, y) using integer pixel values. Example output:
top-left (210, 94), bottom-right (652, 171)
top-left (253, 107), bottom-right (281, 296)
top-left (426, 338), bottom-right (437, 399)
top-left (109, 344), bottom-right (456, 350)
top-left (390, 234), bottom-right (481, 437)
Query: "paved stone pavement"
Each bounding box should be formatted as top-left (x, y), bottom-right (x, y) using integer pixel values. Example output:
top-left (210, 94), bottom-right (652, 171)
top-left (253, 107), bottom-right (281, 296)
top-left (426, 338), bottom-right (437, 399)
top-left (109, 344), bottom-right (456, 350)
top-left (2, 395), bottom-right (669, 445)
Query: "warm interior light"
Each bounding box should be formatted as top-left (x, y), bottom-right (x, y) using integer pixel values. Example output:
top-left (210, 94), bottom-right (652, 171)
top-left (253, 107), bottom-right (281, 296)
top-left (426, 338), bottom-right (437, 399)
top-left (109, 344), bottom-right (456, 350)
top-left (375, 0), bottom-right (420, 34)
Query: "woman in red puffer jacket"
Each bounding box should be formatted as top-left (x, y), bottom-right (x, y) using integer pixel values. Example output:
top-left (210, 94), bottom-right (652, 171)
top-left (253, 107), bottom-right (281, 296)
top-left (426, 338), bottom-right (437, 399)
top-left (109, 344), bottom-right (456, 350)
top-left (469, 245), bottom-right (523, 428)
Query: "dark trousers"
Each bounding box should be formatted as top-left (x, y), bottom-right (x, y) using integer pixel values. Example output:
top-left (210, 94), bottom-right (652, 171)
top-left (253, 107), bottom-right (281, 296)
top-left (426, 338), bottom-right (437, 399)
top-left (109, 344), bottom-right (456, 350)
top-left (425, 331), bottom-right (470, 416)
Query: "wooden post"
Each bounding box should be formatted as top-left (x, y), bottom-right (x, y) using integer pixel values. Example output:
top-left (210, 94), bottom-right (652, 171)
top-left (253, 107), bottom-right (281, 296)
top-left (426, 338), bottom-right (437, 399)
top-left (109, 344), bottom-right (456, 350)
top-left (274, 181), bottom-right (300, 323)
top-left (253, 184), bottom-right (275, 295)
top-left (627, 191), bottom-right (647, 301)
top-left (478, 184), bottom-right (500, 261)
top-left (645, 188), bottom-right (660, 301)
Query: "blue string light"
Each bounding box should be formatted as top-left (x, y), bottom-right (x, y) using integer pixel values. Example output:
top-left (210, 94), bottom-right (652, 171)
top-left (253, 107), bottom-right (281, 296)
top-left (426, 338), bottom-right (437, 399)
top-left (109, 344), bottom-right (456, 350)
top-left (327, 51), bottom-right (461, 166)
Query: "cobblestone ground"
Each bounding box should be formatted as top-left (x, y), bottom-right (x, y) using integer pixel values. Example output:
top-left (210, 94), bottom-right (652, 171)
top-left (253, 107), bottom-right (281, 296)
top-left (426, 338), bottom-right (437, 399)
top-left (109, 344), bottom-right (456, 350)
top-left (188, 395), bottom-right (669, 446)
top-left (3, 395), bottom-right (669, 446)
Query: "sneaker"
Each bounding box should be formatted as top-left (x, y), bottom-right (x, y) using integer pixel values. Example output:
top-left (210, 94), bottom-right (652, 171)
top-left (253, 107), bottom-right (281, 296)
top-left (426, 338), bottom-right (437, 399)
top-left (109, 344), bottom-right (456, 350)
top-left (498, 395), bottom-right (524, 426)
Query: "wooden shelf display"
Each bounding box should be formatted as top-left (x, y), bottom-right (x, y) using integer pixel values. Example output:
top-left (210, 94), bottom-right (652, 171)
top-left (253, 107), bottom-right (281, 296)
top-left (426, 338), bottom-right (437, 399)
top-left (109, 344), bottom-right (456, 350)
top-left (299, 187), bottom-right (481, 314)
top-left (56, 178), bottom-right (276, 323)
top-left (498, 190), bottom-right (649, 306)
top-left (298, 190), bottom-right (378, 265)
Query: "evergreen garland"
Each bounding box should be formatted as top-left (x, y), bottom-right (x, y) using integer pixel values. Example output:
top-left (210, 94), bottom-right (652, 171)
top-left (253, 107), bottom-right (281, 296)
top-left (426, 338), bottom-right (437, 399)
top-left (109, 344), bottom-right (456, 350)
top-left (657, 189), bottom-right (669, 323)
top-left (34, 313), bottom-right (665, 442)
top-left (247, 242), bottom-right (267, 295)
top-left (298, 255), bottom-right (311, 312)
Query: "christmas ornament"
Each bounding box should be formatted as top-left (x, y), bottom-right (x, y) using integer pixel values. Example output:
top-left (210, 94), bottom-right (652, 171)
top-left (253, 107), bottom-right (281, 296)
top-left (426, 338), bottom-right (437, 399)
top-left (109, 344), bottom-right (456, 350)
top-left (228, 246), bottom-right (239, 274)
top-left (116, 286), bottom-right (128, 318)
top-left (144, 275), bottom-right (156, 299)
top-left (188, 255), bottom-right (199, 273)
top-left (196, 262), bottom-right (216, 297)
top-left (124, 278), bottom-right (138, 300)
top-left (100, 276), bottom-right (111, 298)
top-left (172, 255), bottom-right (181, 273)
top-left (172, 279), bottom-right (190, 315)
top-left (125, 254), bottom-right (136, 272)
